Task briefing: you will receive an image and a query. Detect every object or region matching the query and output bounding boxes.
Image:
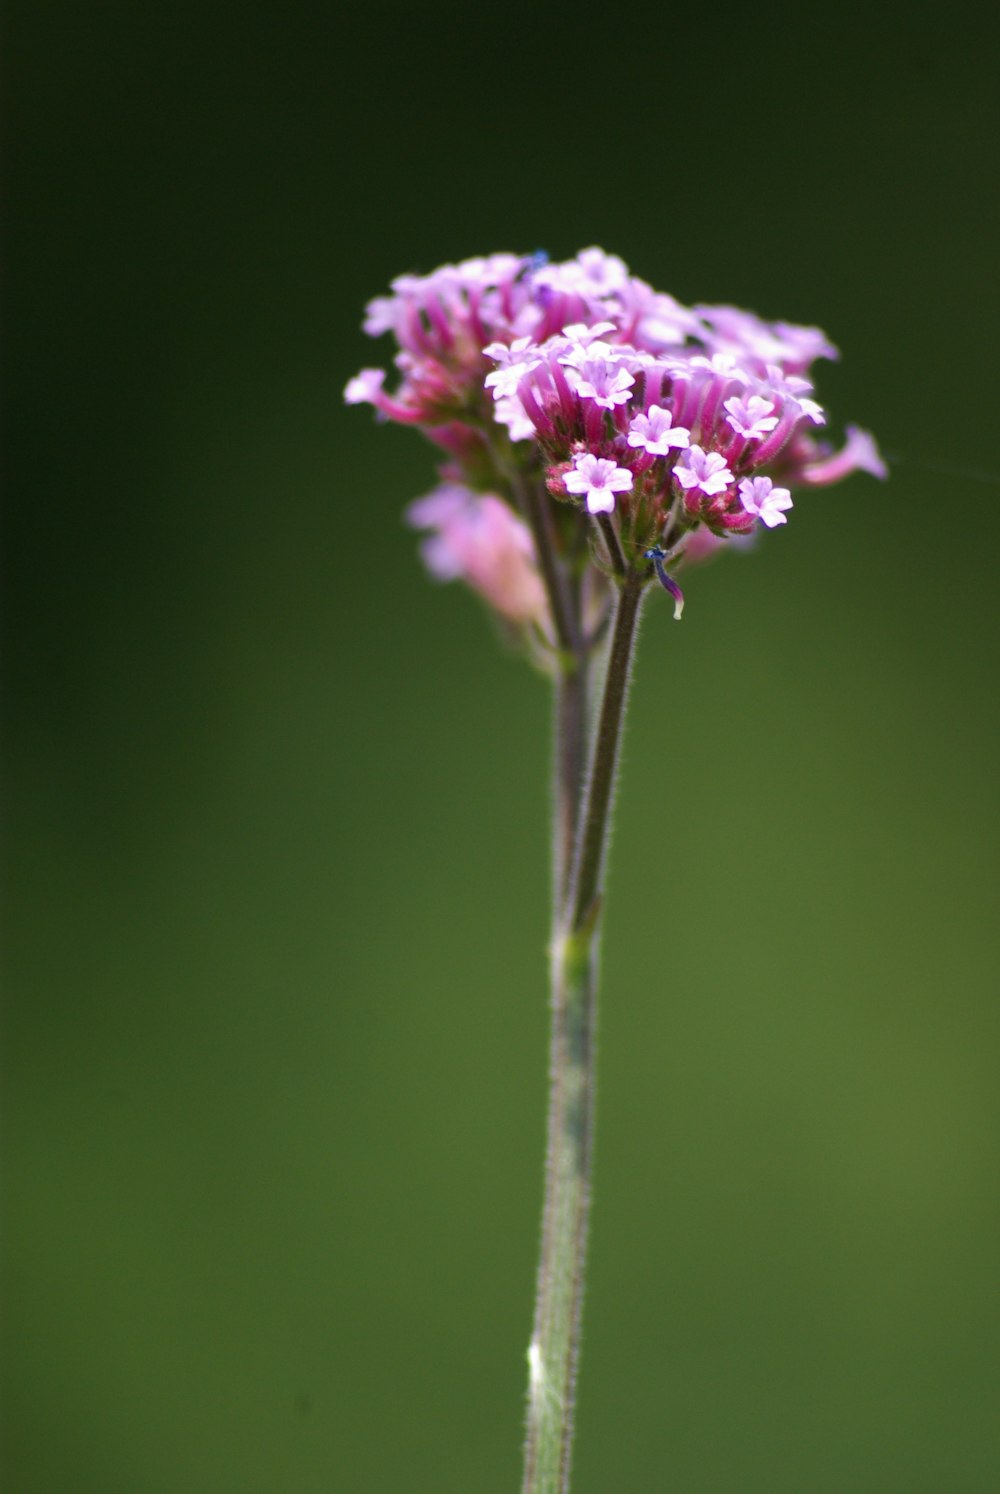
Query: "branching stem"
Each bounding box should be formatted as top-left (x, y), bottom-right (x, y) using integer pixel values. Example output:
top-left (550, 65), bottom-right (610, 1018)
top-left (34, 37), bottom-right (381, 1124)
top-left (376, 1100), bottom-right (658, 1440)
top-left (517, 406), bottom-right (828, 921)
top-left (522, 565), bottom-right (647, 1494)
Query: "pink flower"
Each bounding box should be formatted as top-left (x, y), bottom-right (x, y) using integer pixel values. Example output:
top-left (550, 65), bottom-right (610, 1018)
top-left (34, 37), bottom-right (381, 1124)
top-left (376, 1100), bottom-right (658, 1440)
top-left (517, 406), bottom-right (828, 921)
top-left (627, 405), bottom-right (690, 455)
top-left (795, 425), bottom-right (888, 486)
top-left (347, 249), bottom-right (888, 618)
top-left (406, 485), bottom-right (549, 626)
top-left (563, 454), bottom-right (634, 515)
top-left (343, 368), bottom-right (386, 405)
top-left (673, 446), bottom-right (733, 498)
top-left (484, 338), bottom-right (543, 400)
top-left (723, 394), bottom-right (779, 440)
top-left (695, 304), bottom-right (838, 373)
top-left (534, 248), bottom-right (629, 300)
top-left (493, 395), bottom-right (535, 442)
top-left (563, 357), bottom-right (635, 409)
top-left (737, 476), bottom-right (794, 528)
top-left (560, 321), bottom-right (616, 344)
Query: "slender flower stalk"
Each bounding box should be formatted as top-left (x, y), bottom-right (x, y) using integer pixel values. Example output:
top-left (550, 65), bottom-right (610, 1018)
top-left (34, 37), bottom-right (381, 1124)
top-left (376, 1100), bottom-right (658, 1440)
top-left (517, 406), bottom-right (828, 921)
top-left (524, 563), bottom-right (646, 1493)
top-left (345, 247), bottom-right (886, 1492)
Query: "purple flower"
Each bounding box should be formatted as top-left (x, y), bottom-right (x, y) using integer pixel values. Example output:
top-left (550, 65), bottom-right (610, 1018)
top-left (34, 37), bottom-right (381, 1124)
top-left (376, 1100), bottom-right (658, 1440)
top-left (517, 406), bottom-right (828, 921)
top-left (343, 368), bottom-right (386, 405)
top-left (627, 405), bottom-right (690, 456)
top-left (535, 248), bottom-right (629, 300)
top-left (347, 248), bottom-right (887, 616)
top-left (362, 298), bottom-right (399, 338)
top-left (406, 485), bottom-right (549, 625)
top-left (564, 454), bottom-right (634, 515)
top-left (631, 285), bottom-right (706, 350)
top-left (673, 446), bottom-right (733, 497)
top-left (688, 351), bottom-right (751, 383)
top-left (737, 476), bottom-right (794, 528)
top-left (484, 338), bottom-right (543, 400)
top-left (493, 394), bottom-right (535, 442)
top-left (562, 356), bottom-right (635, 409)
top-left (758, 365), bottom-right (826, 426)
top-left (696, 304), bottom-right (838, 373)
top-left (723, 394), bottom-right (779, 440)
top-left (795, 425), bottom-right (888, 486)
top-left (560, 321), bottom-right (616, 344)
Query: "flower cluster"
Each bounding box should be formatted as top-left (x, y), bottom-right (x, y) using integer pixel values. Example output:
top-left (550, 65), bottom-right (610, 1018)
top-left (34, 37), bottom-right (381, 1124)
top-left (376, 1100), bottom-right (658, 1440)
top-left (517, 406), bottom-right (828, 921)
top-left (346, 248), bottom-right (885, 627)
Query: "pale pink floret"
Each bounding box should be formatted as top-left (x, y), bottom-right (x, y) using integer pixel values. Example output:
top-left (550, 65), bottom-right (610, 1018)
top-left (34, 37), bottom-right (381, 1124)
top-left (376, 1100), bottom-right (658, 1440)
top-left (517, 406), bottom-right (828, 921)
top-left (761, 365), bottom-right (826, 425)
top-left (535, 248), bottom-right (630, 300)
top-left (673, 446), bottom-right (733, 497)
top-left (627, 406), bottom-right (690, 455)
top-left (455, 252), bottom-right (524, 286)
top-left (362, 298), bottom-right (399, 338)
top-left (796, 425), bottom-right (888, 486)
top-left (564, 453), bottom-right (634, 514)
top-left (406, 485), bottom-right (548, 626)
top-left (493, 394), bottom-right (535, 442)
top-left (484, 337), bottom-right (542, 400)
top-left (564, 357), bottom-right (635, 409)
top-left (738, 476), bottom-right (794, 528)
top-left (561, 321), bottom-right (617, 344)
top-left (689, 351), bottom-right (752, 382)
top-left (556, 339), bottom-right (613, 371)
top-left (723, 394), bottom-right (779, 440)
top-left (575, 247), bottom-right (630, 294)
top-left (343, 368), bottom-right (386, 405)
top-left (696, 305), bottom-right (838, 372)
top-left (629, 283), bottom-right (706, 349)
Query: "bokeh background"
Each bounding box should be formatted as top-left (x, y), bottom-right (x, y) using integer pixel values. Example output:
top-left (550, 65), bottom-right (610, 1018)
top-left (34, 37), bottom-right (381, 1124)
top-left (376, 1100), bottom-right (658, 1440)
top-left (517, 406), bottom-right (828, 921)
top-left (5, 3), bottom-right (1000, 1490)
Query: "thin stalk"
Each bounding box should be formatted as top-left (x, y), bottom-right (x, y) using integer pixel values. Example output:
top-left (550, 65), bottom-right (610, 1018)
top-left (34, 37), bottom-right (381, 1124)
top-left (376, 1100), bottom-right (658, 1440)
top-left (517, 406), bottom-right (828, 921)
top-left (595, 512), bottom-right (626, 580)
top-left (553, 663), bottom-right (588, 909)
top-left (567, 568), bottom-right (645, 933)
top-left (504, 459), bottom-right (582, 663)
top-left (522, 566), bottom-right (647, 1494)
top-left (492, 452), bottom-right (589, 898)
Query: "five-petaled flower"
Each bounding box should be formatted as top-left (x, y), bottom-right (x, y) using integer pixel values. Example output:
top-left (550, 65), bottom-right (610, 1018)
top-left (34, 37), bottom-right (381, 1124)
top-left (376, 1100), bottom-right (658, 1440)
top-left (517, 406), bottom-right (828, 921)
top-left (673, 446), bottom-right (733, 498)
top-left (484, 338), bottom-right (543, 400)
top-left (564, 454), bottom-right (634, 514)
top-left (738, 475), bottom-right (794, 528)
top-left (563, 357), bottom-right (635, 410)
top-left (627, 406), bottom-right (691, 456)
top-left (723, 394), bottom-right (780, 440)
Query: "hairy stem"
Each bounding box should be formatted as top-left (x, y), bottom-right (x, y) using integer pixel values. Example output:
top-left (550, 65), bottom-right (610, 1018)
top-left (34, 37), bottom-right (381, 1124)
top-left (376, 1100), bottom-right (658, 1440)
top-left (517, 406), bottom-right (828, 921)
top-left (506, 462), bottom-right (582, 662)
top-left (568, 568), bottom-right (645, 933)
top-left (522, 566), bottom-right (646, 1494)
top-left (553, 664), bottom-right (588, 910)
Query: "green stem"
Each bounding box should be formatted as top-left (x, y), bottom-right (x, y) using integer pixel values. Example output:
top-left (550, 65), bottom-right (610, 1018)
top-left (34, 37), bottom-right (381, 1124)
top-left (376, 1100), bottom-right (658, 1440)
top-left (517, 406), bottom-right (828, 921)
top-left (492, 453), bottom-right (588, 901)
top-left (503, 458), bottom-right (582, 664)
top-left (553, 663), bottom-right (587, 909)
top-left (522, 567), bottom-right (647, 1494)
top-left (567, 569), bottom-right (645, 934)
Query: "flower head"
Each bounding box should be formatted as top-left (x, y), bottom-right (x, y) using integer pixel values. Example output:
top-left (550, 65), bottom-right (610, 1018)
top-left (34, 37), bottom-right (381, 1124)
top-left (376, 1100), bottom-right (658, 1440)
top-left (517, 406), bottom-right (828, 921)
top-left (348, 247), bottom-right (885, 622)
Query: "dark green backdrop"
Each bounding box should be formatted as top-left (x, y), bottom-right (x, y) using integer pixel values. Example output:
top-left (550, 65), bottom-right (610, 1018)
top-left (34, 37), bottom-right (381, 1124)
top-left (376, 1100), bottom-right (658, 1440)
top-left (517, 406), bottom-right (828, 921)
top-left (5, 4), bottom-right (1000, 1490)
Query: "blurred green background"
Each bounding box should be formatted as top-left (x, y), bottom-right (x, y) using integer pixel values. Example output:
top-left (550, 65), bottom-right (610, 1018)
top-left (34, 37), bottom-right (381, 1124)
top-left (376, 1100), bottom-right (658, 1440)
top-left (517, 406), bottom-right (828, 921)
top-left (5, 3), bottom-right (1000, 1490)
